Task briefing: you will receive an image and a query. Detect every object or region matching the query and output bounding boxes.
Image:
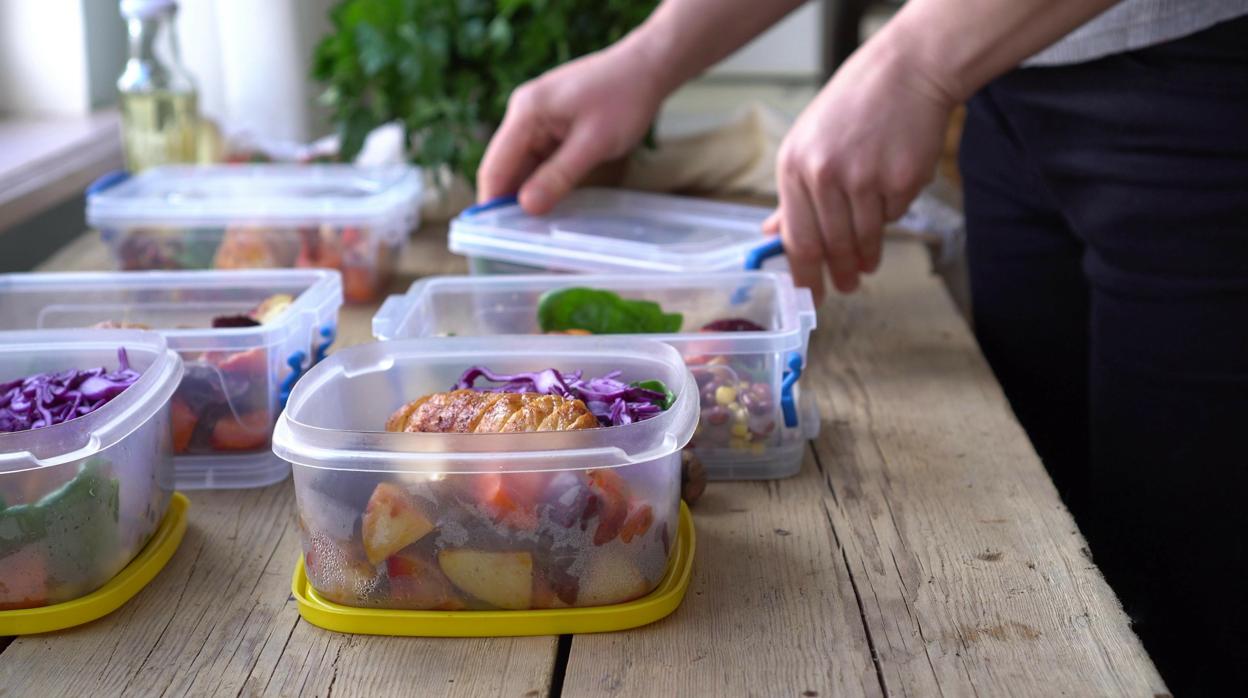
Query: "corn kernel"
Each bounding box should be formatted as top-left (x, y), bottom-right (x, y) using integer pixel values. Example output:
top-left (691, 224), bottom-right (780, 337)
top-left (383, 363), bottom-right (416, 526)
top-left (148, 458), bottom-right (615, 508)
top-left (731, 423), bottom-right (749, 438)
top-left (750, 443), bottom-right (766, 456)
top-left (715, 385), bottom-right (738, 406)
top-left (729, 438), bottom-right (748, 450)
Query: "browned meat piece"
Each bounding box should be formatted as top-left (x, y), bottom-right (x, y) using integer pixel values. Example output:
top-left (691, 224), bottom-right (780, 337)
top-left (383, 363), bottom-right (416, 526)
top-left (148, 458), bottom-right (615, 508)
top-left (386, 390), bottom-right (599, 433)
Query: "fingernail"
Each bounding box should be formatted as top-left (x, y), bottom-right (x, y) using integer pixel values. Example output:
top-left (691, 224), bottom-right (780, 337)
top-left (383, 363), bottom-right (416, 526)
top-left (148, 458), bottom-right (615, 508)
top-left (520, 187), bottom-right (551, 214)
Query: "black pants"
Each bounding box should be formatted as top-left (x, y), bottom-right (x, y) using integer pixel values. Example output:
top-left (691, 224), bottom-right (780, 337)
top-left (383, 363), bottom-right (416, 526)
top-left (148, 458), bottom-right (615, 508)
top-left (960, 17), bottom-right (1248, 696)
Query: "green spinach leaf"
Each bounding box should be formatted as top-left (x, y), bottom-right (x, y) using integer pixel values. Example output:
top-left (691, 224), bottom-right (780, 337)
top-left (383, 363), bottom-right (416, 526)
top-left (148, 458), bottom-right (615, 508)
top-left (538, 287), bottom-right (682, 335)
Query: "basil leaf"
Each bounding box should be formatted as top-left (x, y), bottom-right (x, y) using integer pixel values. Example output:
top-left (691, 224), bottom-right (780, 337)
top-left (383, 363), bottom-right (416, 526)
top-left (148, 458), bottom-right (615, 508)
top-left (631, 379), bottom-right (675, 410)
top-left (538, 287), bottom-right (683, 335)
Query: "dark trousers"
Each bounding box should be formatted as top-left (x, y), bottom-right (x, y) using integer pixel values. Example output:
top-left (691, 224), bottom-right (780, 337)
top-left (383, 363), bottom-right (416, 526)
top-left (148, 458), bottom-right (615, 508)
top-left (960, 17), bottom-right (1248, 696)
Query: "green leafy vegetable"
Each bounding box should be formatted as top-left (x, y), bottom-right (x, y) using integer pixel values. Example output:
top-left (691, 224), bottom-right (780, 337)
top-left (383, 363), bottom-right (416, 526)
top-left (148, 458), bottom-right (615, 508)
top-left (631, 379), bottom-right (675, 410)
top-left (538, 287), bottom-right (683, 335)
top-left (312, 0), bottom-right (658, 183)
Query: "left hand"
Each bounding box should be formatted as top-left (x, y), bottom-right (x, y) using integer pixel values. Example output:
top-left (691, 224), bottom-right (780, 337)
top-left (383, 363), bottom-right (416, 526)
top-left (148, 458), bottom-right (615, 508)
top-left (767, 40), bottom-right (957, 297)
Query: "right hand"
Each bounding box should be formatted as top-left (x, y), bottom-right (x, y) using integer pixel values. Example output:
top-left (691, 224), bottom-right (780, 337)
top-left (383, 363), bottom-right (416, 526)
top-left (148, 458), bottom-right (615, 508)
top-left (477, 43), bottom-right (665, 214)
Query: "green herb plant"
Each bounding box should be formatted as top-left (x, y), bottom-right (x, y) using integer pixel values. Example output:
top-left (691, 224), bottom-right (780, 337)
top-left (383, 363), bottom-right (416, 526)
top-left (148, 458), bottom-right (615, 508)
top-left (313, 0), bottom-right (658, 184)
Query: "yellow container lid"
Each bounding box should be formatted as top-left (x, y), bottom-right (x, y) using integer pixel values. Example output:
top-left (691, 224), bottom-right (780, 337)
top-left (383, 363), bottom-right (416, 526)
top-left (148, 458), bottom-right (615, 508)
top-left (0, 492), bottom-right (189, 636)
top-left (293, 501), bottom-right (695, 637)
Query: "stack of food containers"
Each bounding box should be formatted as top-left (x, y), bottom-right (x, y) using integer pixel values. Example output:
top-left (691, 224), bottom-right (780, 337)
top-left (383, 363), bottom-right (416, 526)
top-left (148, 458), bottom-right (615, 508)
top-left (87, 164), bottom-right (422, 303)
top-left (0, 330), bottom-right (185, 634)
top-left (274, 337), bottom-right (698, 635)
top-left (0, 270), bottom-right (344, 490)
top-left (373, 271), bottom-right (817, 479)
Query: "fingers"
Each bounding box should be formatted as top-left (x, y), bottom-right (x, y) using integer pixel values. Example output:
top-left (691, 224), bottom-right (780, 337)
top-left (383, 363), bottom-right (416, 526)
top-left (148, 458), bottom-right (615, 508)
top-left (806, 182), bottom-right (861, 293)
top-left (477, 103), bottom-right (543, 203)
top-left (849, 192), bottom-right (885, 273)
top-left (762, 209), bottom-right (781, 235)
top-left (777, 172), bottom-right (826, 300)
top-left (518, 124), bottom-right (606, 214)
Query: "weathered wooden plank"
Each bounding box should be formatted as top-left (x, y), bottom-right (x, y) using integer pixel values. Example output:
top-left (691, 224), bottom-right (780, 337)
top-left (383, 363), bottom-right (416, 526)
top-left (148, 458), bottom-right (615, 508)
top-left (809, 240), bottom-right (1166, 696)
top-left (560, 449), bottom-right (883, 698)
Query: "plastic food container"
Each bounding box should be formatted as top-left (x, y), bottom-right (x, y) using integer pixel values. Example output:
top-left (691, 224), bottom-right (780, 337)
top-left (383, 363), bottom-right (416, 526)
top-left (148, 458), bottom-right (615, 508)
top-left (373, 271), bottom-right (817, 479)
top-left (0, 329), bottom-right (182, 611)
top-left (272, 337), bottom-right (697, 612)
top-left (87, 164), bottom-right (422, 303)
top-left (449, 189), bottom-right (787, 275)
top-left (0, 270), bottom-right (343, 490)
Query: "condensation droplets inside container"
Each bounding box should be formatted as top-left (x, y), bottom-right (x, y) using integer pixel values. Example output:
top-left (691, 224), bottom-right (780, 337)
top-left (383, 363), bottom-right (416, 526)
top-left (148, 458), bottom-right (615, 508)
top-left (272, 337), bottom-right (698, 612)
top-left (373, 272), bottom-right (818, 480)
top-left (86, 164), bottom-right (421, 303)
top-left (0, 329), bottom-right (182, 611)
top-left (0, 270), bottom-right (344, 490)
top-left (450, 189), bottom-right (788, 275)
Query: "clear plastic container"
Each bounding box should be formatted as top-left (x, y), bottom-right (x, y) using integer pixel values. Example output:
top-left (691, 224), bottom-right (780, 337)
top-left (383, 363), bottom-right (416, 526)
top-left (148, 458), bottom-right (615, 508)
top-left (0, 329), bottom-right (182, 610)
top-left (373, 272), bottom-right (818, 479)
top-left (0, 270), bottom-right (344, 490)
top-left (272, 337), bottom-right (698, 611)
top-left (87, 164), bottom-right (422, 303)
top-left (450, 189), bottom-right (788, 275)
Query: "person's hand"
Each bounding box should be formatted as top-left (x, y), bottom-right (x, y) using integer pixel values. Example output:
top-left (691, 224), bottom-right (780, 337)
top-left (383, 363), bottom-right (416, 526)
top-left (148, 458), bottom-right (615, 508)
top-left (477, 43), bottom-right (665, 214)
top-left (766, 41), bottom-right (956, 297)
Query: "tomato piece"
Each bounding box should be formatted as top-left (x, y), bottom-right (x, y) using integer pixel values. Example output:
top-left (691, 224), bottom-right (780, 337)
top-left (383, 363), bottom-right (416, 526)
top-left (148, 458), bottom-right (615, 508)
top-left (169, 397), bottom-right (197, 453)
top-left (587, 470), bottom-right (630, 546)
top-left (619, 504), bottom-right (654, 544)
top-left (210, 410), bottom-right (271, 451)
top-left (386, 552), bottom-right (466, 610)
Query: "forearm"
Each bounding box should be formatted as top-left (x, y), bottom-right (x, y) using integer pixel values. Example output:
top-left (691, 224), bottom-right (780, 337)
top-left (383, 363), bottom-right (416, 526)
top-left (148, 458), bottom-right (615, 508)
top-left (880, 0), bottom-right (1122, 102)
top-left (618, 0), bottom-right (809, 96)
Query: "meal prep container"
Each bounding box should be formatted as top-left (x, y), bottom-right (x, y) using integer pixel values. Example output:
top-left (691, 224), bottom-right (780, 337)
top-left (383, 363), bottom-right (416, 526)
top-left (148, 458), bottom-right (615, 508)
top-left (87, 164), bottom-right (422, 303)
top-left (0, 270), bottom-right (344, 490)
top-left (0, 329), bottom-right (182, 611)
top-left (272, 337), bottom-right (698, 612)
top-left (449, 189), bottom-right (786, 275)
top-left (373, 272), bottom-right (818, 479)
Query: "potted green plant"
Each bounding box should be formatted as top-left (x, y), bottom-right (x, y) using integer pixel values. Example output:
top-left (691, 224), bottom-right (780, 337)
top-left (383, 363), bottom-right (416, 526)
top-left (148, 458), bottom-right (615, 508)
top-left (313, 0), bottom-right (657, 184)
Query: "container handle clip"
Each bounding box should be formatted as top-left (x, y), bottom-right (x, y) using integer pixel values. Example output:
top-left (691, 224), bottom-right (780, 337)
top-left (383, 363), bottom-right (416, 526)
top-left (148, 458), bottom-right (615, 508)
top-left (780, 351), bottom-right (803, 429)
top-left (278, 351), bottom-right (307, 409)
top-left (461, 194), bottom-right (519, 217)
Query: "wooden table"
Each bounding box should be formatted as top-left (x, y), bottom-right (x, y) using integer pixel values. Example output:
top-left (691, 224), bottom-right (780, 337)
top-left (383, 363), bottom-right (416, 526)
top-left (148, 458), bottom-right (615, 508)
top-left (0, 226), bottom-right (1167, 697)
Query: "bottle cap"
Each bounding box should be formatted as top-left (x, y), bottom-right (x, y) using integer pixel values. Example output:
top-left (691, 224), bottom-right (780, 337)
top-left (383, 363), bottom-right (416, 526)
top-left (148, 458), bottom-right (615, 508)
top-left (120, 0), bottom-right (177, 19)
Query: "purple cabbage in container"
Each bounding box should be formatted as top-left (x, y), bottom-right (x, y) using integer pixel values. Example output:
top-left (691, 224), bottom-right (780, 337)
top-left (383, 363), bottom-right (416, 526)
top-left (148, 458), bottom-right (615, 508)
top-left (0, 348), bottom-right (140, 434)
top-left (455, 367), bottom-right (671, 427)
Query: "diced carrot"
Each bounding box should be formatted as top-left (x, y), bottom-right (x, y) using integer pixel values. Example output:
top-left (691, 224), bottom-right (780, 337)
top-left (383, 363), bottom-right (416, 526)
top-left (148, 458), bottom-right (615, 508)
top-left (210, 410), bottom-right (271, 451)
top-left (169, 397), bottom-right (197, 453)
top-left (619, 504), bottom-right (654, 544)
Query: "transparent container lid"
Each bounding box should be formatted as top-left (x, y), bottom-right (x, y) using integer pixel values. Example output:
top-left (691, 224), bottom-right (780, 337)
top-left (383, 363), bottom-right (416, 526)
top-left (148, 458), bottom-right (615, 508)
top-left (87, 164), bottom-right (423, 237)
top-left (0, 269), bottom-right (343, 354)
top-left (0, 329), bottom-right (182, 473)
top-left (272, 337), bottom-right (698, 474)
top-left (450, 189), bottom-right (779, 274)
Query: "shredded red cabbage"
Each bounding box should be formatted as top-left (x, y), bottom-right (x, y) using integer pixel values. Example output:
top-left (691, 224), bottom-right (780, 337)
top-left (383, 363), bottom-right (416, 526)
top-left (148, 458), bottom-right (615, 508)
top-left (0, 349), bottom-right (140, 434)
top-left (455, 367), bottom-right (669, 427)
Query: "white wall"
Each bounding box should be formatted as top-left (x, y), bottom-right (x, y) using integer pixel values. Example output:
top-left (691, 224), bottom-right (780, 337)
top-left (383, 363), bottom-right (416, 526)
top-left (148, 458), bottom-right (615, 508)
top-left (0, 0), bottom-right (90, 115)
top-left (178, 0), bottom-right (335, 143)
top-left (710, 1), bottom-right (821, 78)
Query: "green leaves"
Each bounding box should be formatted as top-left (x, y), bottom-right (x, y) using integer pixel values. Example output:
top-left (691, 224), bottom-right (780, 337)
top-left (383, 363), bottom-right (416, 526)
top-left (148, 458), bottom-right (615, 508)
top-left (537, 287), bottom-right (683, 335)
top-left (631, 379), bottom-right (675, 410)
top-left (313, 0), bottom-right (657, 181)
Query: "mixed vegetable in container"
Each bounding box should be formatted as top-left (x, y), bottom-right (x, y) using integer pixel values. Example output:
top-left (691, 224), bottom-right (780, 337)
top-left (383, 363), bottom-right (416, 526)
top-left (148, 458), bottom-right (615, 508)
top-left (276, 338), bottom-right (693, 612)
top-left (0, 332), bottom-right (180, 611)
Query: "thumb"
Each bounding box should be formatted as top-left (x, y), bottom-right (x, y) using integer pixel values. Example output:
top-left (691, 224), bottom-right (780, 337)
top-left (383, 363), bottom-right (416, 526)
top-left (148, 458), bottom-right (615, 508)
top-left (518, 125), bottom-right (606, 215)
